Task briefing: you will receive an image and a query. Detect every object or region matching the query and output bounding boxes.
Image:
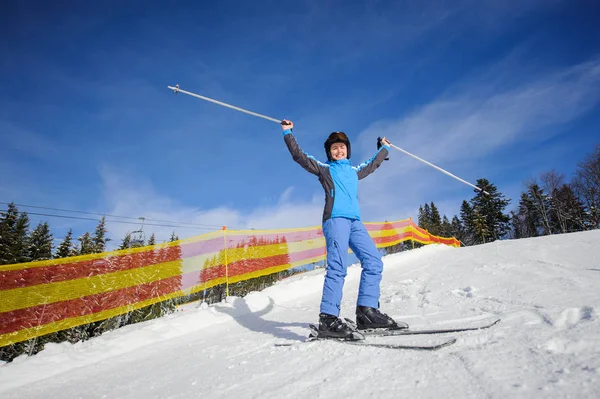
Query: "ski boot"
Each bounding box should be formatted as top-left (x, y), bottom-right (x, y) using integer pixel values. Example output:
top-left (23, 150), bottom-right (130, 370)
top-left (318, 313), bottom-right (363, 340)
top-left (355, 306), bottom-right (409, 331)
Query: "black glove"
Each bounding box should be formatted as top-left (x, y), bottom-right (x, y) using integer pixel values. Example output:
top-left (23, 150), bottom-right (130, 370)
top-left (377, 137), bottom-right (390, 161)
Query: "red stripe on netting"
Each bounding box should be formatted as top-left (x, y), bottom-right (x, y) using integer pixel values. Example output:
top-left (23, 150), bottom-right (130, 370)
top-left (0, 245), bottom-right (187, 291)
top-left (372, 231), bottom-right (414, 245)
top-left (199, 245), bottom-right (330, 283)
top-left (0, 275), bottom-right (182, 336)
top-left (199, 252), bottom-right (291, 282)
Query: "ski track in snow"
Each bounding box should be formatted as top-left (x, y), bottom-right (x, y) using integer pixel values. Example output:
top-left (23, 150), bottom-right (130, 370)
top-left (1, 231), bottom-right (600, 398)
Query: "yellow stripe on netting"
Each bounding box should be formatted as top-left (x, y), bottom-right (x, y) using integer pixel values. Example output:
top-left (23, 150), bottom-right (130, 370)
top-left (0, 289), bottom-right (187, 347)
top-left (411, 229), bottom-right (456, 244)
top-left (224, 239), bottom-right (326, 263)
top-left (226, 242), bottom-right (291, 263)
top-left (0, 259), bottom-right (184, 313)
top-left (367, 227), bottom-right (412, 239)
top-left (179, 249), bottom-right (229, 273)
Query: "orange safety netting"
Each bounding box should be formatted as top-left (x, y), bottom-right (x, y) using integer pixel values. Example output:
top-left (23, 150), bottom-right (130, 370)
top-left (0, 218), bottom-right (458, 346)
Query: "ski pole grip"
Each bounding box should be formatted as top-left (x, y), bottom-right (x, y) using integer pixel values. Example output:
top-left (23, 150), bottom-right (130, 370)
top-left (377, 137), bottom-right (389, 160)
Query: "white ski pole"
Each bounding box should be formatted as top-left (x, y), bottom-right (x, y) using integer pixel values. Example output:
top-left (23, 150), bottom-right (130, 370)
top-left (168, 85), bottom-right (488, 194)
top-left (387, 142), bottom-right (489, 195)
top-left (168, 85), bottom-right (282, 124)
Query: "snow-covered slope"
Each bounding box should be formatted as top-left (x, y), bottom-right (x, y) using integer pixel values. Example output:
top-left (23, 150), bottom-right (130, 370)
top-left (2, 231), bottom-right (600, 398)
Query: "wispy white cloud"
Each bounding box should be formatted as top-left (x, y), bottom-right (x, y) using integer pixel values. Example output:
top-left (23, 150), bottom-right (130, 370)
top-left (354, 56), bottom-right (600, 220)
top-left (97, 166), bottom-right (323, 246)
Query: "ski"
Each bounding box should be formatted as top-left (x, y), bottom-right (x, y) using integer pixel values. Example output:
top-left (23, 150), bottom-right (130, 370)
top-left (356, 318), bottom-right (501, 337)
top-left (320, 336), bottom-right (457, 351)
top-left (275, 318), bottom-right (498, 350)
top-left (274, 324), bottom-right (457, 351)
top-left (274, 336), bottom-right (456, 351)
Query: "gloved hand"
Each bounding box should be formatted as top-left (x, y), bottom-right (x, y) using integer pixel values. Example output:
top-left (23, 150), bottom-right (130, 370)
top-left (377, 137), bottom-right (390, 160)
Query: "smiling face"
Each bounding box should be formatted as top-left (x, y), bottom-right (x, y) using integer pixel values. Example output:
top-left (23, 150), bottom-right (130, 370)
top-left (330, 142), bottom-right (347, 161)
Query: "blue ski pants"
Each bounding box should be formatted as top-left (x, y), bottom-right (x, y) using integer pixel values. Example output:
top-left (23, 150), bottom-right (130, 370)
top-left (320, 217), bottom-right (383, 316)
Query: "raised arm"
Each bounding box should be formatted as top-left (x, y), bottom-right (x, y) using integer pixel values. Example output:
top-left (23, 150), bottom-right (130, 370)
top-left (282, 120), bottom-right (325, 176)
top-left (354, 137), bottom-right (390, 180)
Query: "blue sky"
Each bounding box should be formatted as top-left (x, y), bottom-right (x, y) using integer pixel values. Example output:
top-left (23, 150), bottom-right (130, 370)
top-left (1, 0), bottom-right (599, 247)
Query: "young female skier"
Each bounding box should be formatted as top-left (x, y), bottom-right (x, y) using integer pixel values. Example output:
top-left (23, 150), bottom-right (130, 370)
top-left (281, 120), bottom-right (408, 338)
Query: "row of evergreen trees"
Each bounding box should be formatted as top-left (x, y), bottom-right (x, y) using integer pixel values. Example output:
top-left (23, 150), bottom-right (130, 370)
top-left (0, 203), bottom-right (171, 266)
top-left (417, 178), bottom-right (511, 246)
top-left (416, 145), bottom-right (599, 245)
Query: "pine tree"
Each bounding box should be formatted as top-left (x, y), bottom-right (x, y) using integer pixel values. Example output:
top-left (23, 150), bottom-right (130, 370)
top-left (473, 211), bottom-right (492, 244)
top-left (450, 215), bottom-right (464, 244)
top-left (429, 202), bottom-right (442, 235)
top-left (417, 205), bottom-right (428, 231)
top-left (459, 200), bottom-right (475, 245)
top-left (0, 204), bottom-right (31, 264)
top-left (13, 213), bottom-right (31, 263)
top-left (119, 233), bottom-right (132, 250)
top-left (440, 215), bottom-right (452, 237)
top-left (509, 211), bottom-right (523, 239)
top-left (169, 232), bottom-right (179, 242)
top-left (516, 192), bottom-right (538, 238)
top-left (0, 205), bottom-right (32, 264)
top-left (472, 210), bottom-right (491, 244)
top-left (56, 229), bottom-right (75, 258)
top-left (148, 233), bottom-right (156, 246)
top-left (418, 202), bottom-right (445, 235)
top-left (92, 217), bottom-right (110, 253)
top-left (0, 203), bottom-right (20, 264)
top-left (78, 232), bottom-right (95, 255)
top-left (468, 179), bottom-right (510, 244)
top-left (29, 222), bottom-right (54, 261)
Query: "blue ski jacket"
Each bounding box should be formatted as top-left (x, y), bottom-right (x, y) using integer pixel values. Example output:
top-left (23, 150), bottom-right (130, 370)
top-left (283, 129), bottom-right (389, 222)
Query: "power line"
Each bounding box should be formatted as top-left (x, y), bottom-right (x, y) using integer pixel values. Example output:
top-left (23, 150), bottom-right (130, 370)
top-left (0, 201), bottom-right (223, 229)
top-left (21, 211), bottom-right (218, 231)
top-left (50, 235), bottom-right (174, 244)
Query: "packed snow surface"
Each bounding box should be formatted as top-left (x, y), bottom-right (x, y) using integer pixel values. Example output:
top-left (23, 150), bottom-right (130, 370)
top-left (2, 231), bottom-right (600, 398)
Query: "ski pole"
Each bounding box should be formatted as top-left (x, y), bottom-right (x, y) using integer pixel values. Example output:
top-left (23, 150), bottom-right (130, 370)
top-left (169, 85), bottom-right (488, 195)
top-left (386, 141), bottom-right (489, 195)
top-left (168, 85), bottom-right (282, 124)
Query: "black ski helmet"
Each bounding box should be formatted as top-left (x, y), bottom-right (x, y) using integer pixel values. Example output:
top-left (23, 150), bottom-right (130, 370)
top-left (324, 132), bottom-right (351, 162)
